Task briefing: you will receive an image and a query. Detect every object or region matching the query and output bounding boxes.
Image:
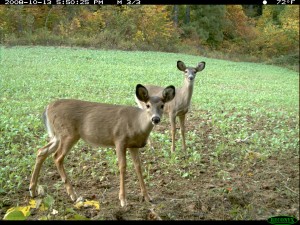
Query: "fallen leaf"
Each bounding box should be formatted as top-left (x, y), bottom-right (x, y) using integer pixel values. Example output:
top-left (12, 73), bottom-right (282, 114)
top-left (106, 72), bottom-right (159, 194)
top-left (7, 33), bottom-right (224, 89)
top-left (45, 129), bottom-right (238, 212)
top-left (29, 199), bottom-right (42, 209)
top-left (9, 206), bottom-right (30, 217)
top-left (74, 200), bottom-right (100, 210)
top-left (3, 210), bottom-right (27, 220)
top-left (39, 203), bottom-right (48, 211)
top-left (29, 199), bottom-right (37, 208)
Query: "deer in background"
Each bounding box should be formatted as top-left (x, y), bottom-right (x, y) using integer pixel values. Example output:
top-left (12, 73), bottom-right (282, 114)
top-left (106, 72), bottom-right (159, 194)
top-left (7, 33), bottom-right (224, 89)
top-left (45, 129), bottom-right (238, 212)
top-left (29, 84), bottom-right (175, 207)
top-left (135, 61), bottom-right (206, 153)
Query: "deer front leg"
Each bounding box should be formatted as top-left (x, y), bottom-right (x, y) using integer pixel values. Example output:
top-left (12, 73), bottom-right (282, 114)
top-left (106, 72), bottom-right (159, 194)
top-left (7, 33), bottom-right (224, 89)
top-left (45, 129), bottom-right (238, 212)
top-left (170, 113), bottom-right (176, 153)
top-left (116, 145), bottom-right (127, 207)
top-left (179, 114), bottom-right (187, 151)
top-left (29, 138), bottom-right (59, 197)
top-left (129, 148), bottom-right (152, 203)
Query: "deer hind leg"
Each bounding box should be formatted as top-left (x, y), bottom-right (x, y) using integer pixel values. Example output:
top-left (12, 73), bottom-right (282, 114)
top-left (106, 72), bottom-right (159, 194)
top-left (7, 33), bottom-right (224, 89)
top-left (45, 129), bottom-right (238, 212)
top-left (129, 148), bottom-right (152, 203)
top-left (116, 145), bottom-right (127, 207)
top-left (179, 114), bottom-right (187, 151)
top-left (170, 114), bottom-right (176, 153)
top-left (29, 137), bottom-right (59, 197)
top-left (53, 136), bottom-right (79, 201)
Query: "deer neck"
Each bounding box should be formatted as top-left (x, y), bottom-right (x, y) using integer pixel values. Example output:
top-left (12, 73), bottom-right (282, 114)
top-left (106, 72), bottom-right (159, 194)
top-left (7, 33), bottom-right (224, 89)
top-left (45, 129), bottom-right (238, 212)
top-left (180, 78), bottom-right (194, 106)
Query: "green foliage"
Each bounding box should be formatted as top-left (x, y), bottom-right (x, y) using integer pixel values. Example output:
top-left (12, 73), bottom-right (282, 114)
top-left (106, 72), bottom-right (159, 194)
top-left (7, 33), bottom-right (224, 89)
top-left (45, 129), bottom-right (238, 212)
top-left (3, 210), bottom-right (28, 220)
top-left (99, 6), bottom-right (179, 51)
top-left (254, 5), bottom-right (299, 59)
top-left (242, 5), bottom-right (262, 18)
top-left (0, 5), bottom-right (299, 70)
top-left (0, 46), bottom-right (299, 220)
top-left (0, 5), bottom-right (179, 52)
top-left (269, 53), bottom-right (299, 71)
top-left (188, 5), bottom-right (226, 46)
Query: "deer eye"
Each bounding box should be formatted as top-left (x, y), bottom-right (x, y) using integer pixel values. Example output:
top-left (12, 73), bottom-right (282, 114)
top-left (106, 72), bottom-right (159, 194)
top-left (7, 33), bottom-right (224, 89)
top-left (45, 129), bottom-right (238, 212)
top-left (146, 104), bottom-right (150, 109)
top-left (161, 104), bottom-right (164, 109)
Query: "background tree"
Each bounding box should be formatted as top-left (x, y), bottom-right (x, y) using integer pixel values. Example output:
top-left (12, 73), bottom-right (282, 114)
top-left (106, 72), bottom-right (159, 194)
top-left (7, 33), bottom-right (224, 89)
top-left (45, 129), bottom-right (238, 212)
top-left (188, 6), bottom-right (226, 47)
top-left (0, 5), bottom-right (298, 70)
top-left (253, 5), bottom-right (299, 59)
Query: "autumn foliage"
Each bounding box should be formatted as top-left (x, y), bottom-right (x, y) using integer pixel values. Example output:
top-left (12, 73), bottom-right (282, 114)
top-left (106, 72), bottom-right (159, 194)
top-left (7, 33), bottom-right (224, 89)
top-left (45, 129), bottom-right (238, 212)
top-left (0, 5), bottom-right (298, 69)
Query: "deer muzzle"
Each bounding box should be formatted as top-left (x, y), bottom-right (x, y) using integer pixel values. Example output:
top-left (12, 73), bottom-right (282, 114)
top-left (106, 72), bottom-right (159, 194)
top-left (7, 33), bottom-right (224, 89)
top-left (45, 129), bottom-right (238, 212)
top-left (188, 75), bottom-right (194, 81)
top-left (151, 116), bottom-right (161, 125)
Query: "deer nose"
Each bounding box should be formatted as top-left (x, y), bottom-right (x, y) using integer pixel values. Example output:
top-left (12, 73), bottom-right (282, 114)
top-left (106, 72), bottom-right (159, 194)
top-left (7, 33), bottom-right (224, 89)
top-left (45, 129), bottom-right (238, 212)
top-left (188, 75), bottom-right (194, 81)
top-left (152, 116), bottom-right (161, 125)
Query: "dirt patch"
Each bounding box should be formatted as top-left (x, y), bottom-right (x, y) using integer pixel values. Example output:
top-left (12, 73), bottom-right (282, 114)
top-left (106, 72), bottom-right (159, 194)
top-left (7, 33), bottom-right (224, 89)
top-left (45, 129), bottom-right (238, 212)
top-left (1, 110), bottom-right (299, 220)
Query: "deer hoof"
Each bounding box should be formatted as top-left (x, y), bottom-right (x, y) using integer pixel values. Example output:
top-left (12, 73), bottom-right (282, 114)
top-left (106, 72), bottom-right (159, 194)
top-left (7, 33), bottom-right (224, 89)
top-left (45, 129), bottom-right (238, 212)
top-left (29, 185), bottom-right (37, 197)
top-left (142, 194), bottom-right (152, 203)
top-left (69, 192), bottom-right (78, 202)
top-left (29, 189), bottom-right (36, 198)
top-left (120, 199), bottom-right (127, 207)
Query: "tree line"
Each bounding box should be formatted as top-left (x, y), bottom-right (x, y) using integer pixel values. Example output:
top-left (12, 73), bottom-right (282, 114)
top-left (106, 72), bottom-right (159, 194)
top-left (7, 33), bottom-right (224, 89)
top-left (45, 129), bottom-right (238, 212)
top-left (0, 5), bottom-right (298, 68)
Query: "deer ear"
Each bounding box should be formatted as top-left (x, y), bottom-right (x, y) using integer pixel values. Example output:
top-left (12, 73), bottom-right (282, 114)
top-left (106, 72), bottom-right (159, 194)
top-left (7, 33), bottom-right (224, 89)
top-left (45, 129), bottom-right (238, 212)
top-left (196, 61), bottom-right (206, 72)
top-left (177, 61), bottom-right (186, 71)
top-left (162, 85), bottom-right (175, 103)
top-left (136, 84), bottom-right (149, 103)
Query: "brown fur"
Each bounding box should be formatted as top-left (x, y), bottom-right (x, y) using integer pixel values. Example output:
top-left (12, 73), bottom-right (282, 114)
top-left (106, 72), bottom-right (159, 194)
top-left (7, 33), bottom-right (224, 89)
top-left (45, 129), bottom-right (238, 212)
top-left (136, 61), bottom-right (206, 152)
top-left (29, 84), bottom-right (175, 207)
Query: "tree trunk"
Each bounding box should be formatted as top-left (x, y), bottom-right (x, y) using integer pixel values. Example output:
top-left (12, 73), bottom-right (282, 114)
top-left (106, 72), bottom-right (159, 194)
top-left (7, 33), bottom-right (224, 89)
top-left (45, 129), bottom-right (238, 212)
top-left (173, 5), bottom-right (179, 26)
top-left (185, 5), bottom-right (190, 24)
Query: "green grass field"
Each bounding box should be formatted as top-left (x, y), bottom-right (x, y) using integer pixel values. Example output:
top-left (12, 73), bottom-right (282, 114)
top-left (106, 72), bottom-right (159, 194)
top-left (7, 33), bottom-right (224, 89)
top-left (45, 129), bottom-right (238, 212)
top-left (0, 46), bottom-right (299, 220)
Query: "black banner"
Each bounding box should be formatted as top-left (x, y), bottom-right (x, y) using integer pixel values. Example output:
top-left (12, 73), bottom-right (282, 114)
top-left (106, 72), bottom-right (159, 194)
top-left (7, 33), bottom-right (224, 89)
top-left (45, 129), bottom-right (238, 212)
top-left (1, 0), bottom-right (299, 5)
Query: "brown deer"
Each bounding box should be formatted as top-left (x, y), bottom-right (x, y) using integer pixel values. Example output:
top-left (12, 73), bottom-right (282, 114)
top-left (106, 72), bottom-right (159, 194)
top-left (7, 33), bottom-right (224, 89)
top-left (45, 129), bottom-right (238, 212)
top-left (29, 84), bottom-right (175, 207)
top-left (135, 61), bottom-right (206, 152)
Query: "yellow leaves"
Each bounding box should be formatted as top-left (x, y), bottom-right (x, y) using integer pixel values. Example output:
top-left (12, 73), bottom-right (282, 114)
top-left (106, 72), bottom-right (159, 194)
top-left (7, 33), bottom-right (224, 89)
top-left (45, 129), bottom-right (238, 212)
top-left (134, 30), bottom-right (145, 43)
top-left (254, 8), bottom-right (298, 58)
top-left (134, 5), bottom-right (176, 44)
top-left (3, 196), bottom-right (53, 220)
top-left (3, 199), bottom-right (43, 220)
top-left (74, 200), bottom-right (100, 211)
top-left (3, 199), bottom-right (48, 220)
top-left (244, 151), bottom-right (263, 161)
top-left (282, 18), bottom-right (298, 31)
top-left (3, 198), bottom-right (100, 220)
top-left (29, 199), bottom-right (39, 209)
top-left (226, 5), bottom-right (247, 22)
top-left (70, 18), bottom-right (81, 31)
top-left (3, 198), bottom-right (49, 220)
top-left (3, 206), bottom-right (31, 220)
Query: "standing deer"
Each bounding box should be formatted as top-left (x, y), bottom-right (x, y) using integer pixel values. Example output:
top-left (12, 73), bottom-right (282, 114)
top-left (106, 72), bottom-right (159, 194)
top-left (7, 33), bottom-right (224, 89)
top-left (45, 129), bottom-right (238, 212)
top-left (29, 84), bottom-right (175, 207)
top-left (135, 61), bottom-right (206, 152)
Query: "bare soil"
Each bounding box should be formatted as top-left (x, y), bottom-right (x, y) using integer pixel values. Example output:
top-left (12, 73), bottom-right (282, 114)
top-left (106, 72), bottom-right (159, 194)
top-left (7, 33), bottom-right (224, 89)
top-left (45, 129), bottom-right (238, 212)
top-left (1, 110), bottom-right (299, 220)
